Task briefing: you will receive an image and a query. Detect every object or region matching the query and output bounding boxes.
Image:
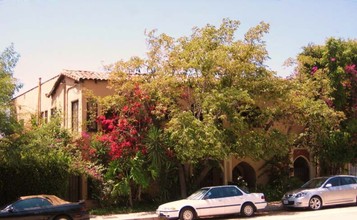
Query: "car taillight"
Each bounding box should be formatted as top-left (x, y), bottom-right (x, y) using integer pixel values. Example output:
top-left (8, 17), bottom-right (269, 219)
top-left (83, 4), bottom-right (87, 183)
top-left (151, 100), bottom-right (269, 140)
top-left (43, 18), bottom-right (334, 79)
top-left (261, 195), bottom-right (265, 200)
top-left (79, 200), bottom-right (87, 211)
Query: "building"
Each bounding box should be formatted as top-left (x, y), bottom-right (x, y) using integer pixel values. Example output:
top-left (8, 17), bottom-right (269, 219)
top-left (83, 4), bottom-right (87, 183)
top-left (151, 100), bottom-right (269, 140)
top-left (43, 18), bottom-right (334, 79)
top-left (12, 69), bottom-right (112, 203)
top-left (12, 69), bottom-right (319, 202)
top-left (13, 70), bottom-right (112, 133)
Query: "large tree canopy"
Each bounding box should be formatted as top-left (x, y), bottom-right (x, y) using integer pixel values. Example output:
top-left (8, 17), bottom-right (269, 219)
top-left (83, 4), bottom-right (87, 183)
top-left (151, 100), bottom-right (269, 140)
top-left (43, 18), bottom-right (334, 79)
top-left (89, 20), bottom-right (345, 202)
top-left (107, 19), bottom-right (294, 162)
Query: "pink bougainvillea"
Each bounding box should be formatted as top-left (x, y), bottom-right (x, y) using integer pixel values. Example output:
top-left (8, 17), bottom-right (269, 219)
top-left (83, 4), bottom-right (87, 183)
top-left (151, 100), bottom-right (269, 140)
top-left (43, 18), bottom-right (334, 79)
top-left (345, 64), bottom-right (357, 75)
top-left (97, 85), bottom-right (154, 160)
top-left (311, 66), bottom-right (318, 75)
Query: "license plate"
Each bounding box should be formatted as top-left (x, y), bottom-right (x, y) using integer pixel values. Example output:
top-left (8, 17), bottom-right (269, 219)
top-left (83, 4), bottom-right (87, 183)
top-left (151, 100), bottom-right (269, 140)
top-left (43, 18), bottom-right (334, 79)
top-left (283, 200), bottom-right (289, 205)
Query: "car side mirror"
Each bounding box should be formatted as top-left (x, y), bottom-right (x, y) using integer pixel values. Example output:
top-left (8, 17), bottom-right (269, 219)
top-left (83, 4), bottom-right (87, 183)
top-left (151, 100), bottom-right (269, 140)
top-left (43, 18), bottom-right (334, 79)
top-left (6, 206), bottom-right (14, 213)
top-left (325, 183), bottom-right (332, 188)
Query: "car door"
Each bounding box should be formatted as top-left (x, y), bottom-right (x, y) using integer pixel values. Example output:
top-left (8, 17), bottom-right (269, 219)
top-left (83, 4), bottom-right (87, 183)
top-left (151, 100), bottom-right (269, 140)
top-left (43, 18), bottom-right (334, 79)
top-left (220, 186), bottom-right (244, 215)
top-left (340, 176), bottom-right (357, 203)
top-left (322, 177), bottom-right (344, 205)
top-left (198, 187), bottom-right (227, 217)
top-left (0, 198), bottom-right (50, 220)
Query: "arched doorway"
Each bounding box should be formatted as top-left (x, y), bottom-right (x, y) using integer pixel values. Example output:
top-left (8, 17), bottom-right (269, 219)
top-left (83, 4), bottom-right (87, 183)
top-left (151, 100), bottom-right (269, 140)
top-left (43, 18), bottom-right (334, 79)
top-left (232, 162), bottom-right (256, 189)
top-left (294, 157), bottom-right (310, 183)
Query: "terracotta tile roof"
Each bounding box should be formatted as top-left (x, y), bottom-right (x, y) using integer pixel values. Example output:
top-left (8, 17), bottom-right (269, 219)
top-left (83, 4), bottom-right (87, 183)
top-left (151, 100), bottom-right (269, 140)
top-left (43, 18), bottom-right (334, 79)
top-left (61, 69), bottom-right (109, 81)
top-left (47, 69), bottom-right (109, 97)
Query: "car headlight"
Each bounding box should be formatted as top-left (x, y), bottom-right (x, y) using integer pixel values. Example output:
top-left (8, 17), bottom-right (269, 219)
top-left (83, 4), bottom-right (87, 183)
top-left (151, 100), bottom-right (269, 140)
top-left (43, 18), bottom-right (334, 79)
top-left (160, 207), bottom-right (177, 211)
top-left (295, 192), bottom-right (308, 198)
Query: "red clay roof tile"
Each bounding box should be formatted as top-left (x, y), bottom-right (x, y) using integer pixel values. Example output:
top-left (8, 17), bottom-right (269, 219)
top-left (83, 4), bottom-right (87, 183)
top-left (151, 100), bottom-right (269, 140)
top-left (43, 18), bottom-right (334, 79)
top-left (61, 69), bottom-right (109, 81)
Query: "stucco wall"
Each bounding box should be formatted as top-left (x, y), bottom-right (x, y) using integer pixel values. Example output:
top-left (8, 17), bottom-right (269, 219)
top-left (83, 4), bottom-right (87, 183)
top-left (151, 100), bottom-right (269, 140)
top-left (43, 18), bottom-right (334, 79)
top-left (12, 76), bottom-right (59, 127)
top-left (231, 157), bottom-right (270, 185)
top-left (12, 75), bottom-right (113, 134)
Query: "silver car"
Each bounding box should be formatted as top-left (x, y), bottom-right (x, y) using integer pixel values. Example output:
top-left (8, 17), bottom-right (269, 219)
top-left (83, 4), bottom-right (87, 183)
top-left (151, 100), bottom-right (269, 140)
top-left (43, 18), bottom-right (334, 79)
top-left (282, 175), bottom-right (357, 210)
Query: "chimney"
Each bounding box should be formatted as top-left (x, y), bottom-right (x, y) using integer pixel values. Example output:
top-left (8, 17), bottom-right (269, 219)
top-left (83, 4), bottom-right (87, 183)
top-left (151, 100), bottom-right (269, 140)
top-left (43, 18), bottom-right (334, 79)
top-left (38, 77), bottom-right (41, 122)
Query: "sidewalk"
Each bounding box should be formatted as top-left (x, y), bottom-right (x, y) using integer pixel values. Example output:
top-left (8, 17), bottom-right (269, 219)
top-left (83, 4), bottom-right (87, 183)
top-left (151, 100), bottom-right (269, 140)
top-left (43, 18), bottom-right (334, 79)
top-left (90, 211), bottom-right (158, 220)
top-left (90, 202), bottom-right (283, 220)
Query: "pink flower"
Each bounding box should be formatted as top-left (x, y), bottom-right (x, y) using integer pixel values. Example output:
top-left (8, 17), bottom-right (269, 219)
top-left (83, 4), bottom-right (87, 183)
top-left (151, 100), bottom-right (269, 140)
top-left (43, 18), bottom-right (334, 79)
top-left (330, 57), bottom-right (336, 62)
top-left (98, 115), bottom-right (106, 121)
top-left (122, 105), bottom-right (129, 112)
top-left (311, 66), bottom-right (318, 75)
top-left (342, 81), bottom-right (351, 88)
top-left (345, 64), bottom-right (357, 75)
top-left (324, 98), bottom-right (333, 107)
top-left (130, 129), bottom-right (138, 135)
top-left (81, 131), bottom-right (90, 139)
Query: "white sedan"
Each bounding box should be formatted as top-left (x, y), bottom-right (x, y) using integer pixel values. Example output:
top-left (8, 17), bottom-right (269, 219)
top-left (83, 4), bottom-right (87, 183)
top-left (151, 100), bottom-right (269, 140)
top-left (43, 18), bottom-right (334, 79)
top-left (157, 185), bottom-right (267, 220)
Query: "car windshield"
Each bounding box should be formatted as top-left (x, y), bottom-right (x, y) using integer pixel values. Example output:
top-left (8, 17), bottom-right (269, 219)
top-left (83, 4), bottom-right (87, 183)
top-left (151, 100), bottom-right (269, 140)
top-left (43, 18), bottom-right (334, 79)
top-left (301, 177), bottom-right (329, 189)
top-left (187, 188), bottom-right (209, 200)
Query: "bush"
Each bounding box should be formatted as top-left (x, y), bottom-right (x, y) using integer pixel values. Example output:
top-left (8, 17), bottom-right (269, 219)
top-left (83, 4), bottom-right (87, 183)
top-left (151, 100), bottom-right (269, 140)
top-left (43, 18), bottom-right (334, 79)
top-left (258, 176), bottom-right (303, 201)
top-left (256, 154), bottom-right (304, 201)
top-left (0, 116), bottom-right (79, 206)
top-left (0, 156), bottom-right (70, 206)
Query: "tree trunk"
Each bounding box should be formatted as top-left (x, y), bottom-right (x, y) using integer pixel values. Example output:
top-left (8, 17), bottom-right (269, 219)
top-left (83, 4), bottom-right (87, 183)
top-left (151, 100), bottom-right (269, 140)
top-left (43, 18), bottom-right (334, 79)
top-left (129, 185), bottom-right (133, 207)
top-left (178, 163), bottom-right (187, 198)
top-left (136, 185), bottom-right (142, 201)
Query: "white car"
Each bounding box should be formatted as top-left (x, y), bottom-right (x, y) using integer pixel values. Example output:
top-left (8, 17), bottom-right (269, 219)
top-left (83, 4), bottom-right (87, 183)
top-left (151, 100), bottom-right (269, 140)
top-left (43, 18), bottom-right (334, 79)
top-left (157, 185), bottom-right (267, 220)
top-left (282, 175), bottom-right (357, 210)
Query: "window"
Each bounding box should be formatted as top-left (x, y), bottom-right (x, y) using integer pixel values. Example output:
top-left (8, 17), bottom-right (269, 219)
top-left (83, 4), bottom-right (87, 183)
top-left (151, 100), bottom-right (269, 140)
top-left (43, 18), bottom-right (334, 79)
top-left (341, 177), bottom-right (356, 185)
top-left (12, 198), bottom-right (52, 211)
top-left (72, 100), bottom-right (79, 132)
top-left (326, 177), bottom-right (340, 187)
top-left (41, 110), bottom-right (48, 123)
top-left (51, 107), bottom-right (57, 117)
top-left (207, 188), bottom-right (224, 199)
top-left (86, 100), bottom-right (98, 132)
top-left (222, 186), bottom-right (243, 197)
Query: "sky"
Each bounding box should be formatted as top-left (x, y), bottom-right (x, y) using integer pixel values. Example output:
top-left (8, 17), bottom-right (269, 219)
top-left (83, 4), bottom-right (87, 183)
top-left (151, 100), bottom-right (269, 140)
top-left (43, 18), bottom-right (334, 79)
top-left (1, 0), bottom-right (356, 95)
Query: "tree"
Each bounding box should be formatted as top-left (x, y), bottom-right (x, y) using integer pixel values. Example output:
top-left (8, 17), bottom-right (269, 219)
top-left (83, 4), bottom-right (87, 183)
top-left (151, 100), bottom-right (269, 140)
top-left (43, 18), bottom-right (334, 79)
top-left (293, 38), bottom-right (357, 174)
top-left (0, 44), bottom-right (21, 136)
top-left (94, 20), bottom-right (346, 203)
top-left (105, 19), bottom-right (301, 198)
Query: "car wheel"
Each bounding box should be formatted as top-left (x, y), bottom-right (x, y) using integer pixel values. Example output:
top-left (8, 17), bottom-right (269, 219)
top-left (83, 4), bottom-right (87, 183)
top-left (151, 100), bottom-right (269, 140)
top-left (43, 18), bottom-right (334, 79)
top-left (309, 196), bottom-right (322, 210)
top-left (241, 203), bottom-right (255, 217)
top-left (54, 215), bottom-right (71, 220)
top-left (179, 207), bottom-right (196, 220)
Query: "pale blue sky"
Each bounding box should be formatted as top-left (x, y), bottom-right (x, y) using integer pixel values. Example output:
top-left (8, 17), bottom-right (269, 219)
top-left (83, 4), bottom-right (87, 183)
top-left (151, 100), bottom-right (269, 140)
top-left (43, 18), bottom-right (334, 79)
top-left (1, 0), bottom-right (356, 95)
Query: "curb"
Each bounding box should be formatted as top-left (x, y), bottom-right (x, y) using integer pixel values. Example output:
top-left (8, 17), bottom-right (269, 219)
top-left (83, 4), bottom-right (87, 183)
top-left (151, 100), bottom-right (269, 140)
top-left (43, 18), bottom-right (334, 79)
top-left (265, 201), bottom-right (283, 211)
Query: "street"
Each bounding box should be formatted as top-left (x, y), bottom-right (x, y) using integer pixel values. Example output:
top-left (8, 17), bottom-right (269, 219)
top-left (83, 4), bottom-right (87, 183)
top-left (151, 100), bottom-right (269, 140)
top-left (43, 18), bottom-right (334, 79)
top-left (90, 205), bottom-right (357, 220)
top-left (221, 205), bottom-right (357, 220)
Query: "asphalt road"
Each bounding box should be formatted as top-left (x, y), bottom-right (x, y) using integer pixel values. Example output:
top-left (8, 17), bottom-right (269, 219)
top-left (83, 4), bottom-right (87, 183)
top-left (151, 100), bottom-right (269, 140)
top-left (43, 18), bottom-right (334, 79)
top-left (220, 205), bottom-right (357, 220)
top-left (91, 205), bottom-right (357, 220)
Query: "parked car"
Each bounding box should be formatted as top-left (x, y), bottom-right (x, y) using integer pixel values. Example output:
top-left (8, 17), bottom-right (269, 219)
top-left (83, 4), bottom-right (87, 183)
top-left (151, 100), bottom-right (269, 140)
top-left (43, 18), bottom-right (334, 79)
top-left (282, 175), bottom-right (357, 210)
top-left (0, 195), bottom-right (89, 220)
top-left (157, 185), bottom-right (267, 220)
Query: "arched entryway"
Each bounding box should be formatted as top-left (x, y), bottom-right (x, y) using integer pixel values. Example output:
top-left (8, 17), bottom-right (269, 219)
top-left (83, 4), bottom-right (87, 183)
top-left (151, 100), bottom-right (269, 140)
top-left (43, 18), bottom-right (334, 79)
top-left (232, 162), bottom-right (256, 189)
top-left (294, 157), bottom-right (310, 183)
